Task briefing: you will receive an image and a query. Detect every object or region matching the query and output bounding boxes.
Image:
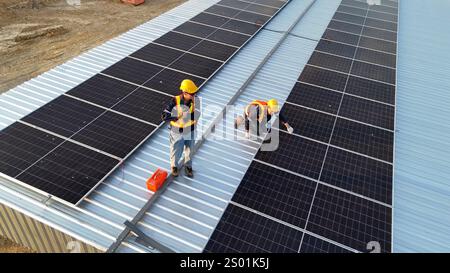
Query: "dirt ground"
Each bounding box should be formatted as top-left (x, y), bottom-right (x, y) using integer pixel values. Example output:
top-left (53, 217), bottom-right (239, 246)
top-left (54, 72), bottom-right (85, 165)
top-left (0, 0), bottom-right (186, 94)
top-left (0, 0), bottom-right (185, 252)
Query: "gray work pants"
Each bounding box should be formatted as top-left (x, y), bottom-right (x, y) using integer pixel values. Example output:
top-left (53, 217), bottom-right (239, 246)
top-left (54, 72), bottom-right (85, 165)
top-left (169, 128), bottom-right (194, 169)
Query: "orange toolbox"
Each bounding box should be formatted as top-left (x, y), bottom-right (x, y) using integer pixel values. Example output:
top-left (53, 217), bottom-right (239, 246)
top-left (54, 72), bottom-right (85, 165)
top-left (146, 168), bottom-right (168, 192)
top-left (122, 0), bottom-right (145, 6)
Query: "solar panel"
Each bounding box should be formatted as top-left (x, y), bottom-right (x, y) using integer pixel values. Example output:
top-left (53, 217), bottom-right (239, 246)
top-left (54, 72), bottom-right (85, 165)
top-left (299, 65), bottom-right (348, 91)
top-left (280, 103), bottom-right (335, 142)
top-left (355, 47), bottom-right (396, 68)
top-left (190, 12), bottom-right (229, 28)
top-left (130, 43), bottom-right (185, 66)
top-left (300, 234), bottom-right (352, 253)
top-left (204, 204), bottom-right (304, 253)
top-left (307, 184), bottom-right (391, 253)
top-left (174, 21), bottom-right (218, 38)
top-left (255, 131), bottom-right (328, 180)
top-left (316, 39), bottom-right (357, 58)
top-left (17, 141), bottom-right (119, 204)
top-left (320, 147), bottom-right (393, 204)
top-left (168, 53), bottom-right (223, 78)
top-left (206, 0), bottom-right (398, 253)
top-left (101, 57), bottom-right (163, 85)
top-left (190, 40), bottom-right (238, 61)
top-left (21, 96), bottom-right (104, 138)
top-left (331, 118), bottom-right (394, 162)
top-left (232, 161), bottom-right (316, 228)
top-left (66, 74), bottom-right (137, 108)
top-left (0, 0), bottom-right (291, 204)
top-left (338, 95), bottom-right (395, 130)
top-left (286, 82), bottom-right (342, 115)
top-left (345, 76), bottom-right (395, 104)
top-left (143, 69), bottom-right (206, 96)
top-left (221, 19), bottom-right (261, 35)
top-left (308, 51), bottom-right (353, 73)
top-left (111, 88), bottom-right (173, 125)
top-left (71, 111), bottom-right (156, 158)
top-left (322, 29), bottom-right (360, 45)
top-left (0, 123), bottom-right (64, 177)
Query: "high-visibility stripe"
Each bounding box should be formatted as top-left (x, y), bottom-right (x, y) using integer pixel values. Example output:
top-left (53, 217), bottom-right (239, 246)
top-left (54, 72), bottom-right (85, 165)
top-left (170, 95), bottom-right (196, 128)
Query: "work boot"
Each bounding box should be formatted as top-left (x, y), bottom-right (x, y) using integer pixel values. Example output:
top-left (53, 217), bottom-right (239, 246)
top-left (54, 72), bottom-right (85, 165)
top-left (172, 167), bottom-right (179, 177)
top-left (185, 166), bottom-right (194, 178)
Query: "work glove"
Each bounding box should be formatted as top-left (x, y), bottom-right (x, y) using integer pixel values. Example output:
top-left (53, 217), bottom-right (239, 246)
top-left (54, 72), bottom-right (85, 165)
top-left (286, 125), bottom-right (294, 134)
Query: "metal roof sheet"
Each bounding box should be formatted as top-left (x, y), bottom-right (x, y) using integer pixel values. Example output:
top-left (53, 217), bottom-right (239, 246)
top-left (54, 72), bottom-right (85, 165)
top-left (393, 0), bottom-right (450, 253)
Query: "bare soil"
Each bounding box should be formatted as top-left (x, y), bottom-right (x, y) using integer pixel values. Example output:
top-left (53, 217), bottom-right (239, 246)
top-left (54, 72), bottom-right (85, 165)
top-left (0, 0), bottom-right (186, 94)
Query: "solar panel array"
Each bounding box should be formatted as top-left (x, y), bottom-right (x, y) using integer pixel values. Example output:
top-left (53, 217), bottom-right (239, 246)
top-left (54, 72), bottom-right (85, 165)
top-left (205, 0), bottom-right (398, 253)
top-left (0, 0), bottom-right (290, 205)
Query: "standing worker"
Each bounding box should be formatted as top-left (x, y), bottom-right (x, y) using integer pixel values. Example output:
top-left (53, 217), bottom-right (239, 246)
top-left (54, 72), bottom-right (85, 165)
top-left (161, 79), bottom-right (200, 178)
top-left (235, 99), bottom-right (294, 138)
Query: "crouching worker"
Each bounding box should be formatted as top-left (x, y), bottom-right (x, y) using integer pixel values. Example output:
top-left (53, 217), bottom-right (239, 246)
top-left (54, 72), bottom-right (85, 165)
top-left (161, 79), bottom-right (200, 178)
top-left (235, 99), bottom-right (294, 139)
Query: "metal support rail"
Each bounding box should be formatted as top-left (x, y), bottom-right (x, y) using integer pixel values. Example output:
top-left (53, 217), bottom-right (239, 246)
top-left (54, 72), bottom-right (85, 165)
top-left (107, 0), bottom-right (318, 253)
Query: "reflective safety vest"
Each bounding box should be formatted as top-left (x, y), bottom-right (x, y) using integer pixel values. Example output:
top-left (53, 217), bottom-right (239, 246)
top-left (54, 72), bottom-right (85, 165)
top-left (170, 95), bottom-right (196, 128)
top-left (245, 100), bottom-right (267, 122)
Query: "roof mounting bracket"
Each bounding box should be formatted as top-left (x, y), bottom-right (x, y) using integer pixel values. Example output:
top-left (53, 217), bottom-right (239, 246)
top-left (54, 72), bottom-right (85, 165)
top-left (124, 221), bottom-right (175, 253)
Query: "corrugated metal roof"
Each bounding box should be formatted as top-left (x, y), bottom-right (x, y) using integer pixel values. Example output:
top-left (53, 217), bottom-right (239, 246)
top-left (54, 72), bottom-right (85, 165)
top-left (394, 0), bottom-right (450, 252)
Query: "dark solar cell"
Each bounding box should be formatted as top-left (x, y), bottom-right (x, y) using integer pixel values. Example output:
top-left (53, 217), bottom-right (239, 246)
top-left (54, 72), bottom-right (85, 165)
top-left (307, 184), bottom-right (392, 253)
top-left (207, 28), bottom-right (251, 47)
top-left (17, 141), bottom-right (119, 204)
top-left (327, 20), bottom-right (363, 35)
top-left (66, 74), bottom-right (137, 108)
top-left (144, 69), bottom-right (205, 96)
top-left (21, 95), bottom-right (104, 138)
top-left (333, 12), bottom-right (365, 25)
top-left (331, 118), bottom-right (394, 162)
top-left (232, 161), bottom-right (316, 228)
top-left (316, 39), bottom-right (357, 58)
top-left (0, 123), bottom-right (64, 177)
top-left (72, 111), bottom-right (156, 158)
top-left (255, 131), bottom-right (328, 180)
top-left (300, 234), bottom-right (353, 253)
top-left (130, 43), bottom-right (186, 66)
top-left (299, 65), bottom-right (348, 92)
top-left (345, 76), bottom-right (395, 104)
top-left (280, 103), bottom-right (335, 142)
top-left (112, 88), bottom-right (172, 125)
top-left (190, 12), bottom-right (229, 27)
top-left (287, 82), bottom-right (342, 115)
top-left (320, 147), bottom-right (393, 204)
top-left (153, 31), bottom-right (203, 51)
top-left (204, 204), bottom-right (303, 253)
top-left (351, 61), bottom-right (396, 85)
top-left (169, 53), bottom-right (223, 78)
top-left (308, 51), bottom-right (353, 73)
top-left (174, 21), bottom-right (218, 38)
top-left (190, 40), bottom-right (238, 61)
top-left (355, 47), bottom-right (396, 68)
top-left (322, 29), bottom-right (360, 46)
top-left (101, 57), bottom-right (163, 85)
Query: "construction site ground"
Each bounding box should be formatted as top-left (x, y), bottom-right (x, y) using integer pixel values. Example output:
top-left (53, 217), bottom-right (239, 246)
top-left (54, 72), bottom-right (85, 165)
top-left (0, 0), bottom-right (186, 252)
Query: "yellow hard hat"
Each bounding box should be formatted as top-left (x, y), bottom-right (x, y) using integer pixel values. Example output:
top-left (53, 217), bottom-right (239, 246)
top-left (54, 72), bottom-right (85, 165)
top-left (267, 99), bottom-right (280, 112)
top-left (180, 79), bottom-right (198, 94)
